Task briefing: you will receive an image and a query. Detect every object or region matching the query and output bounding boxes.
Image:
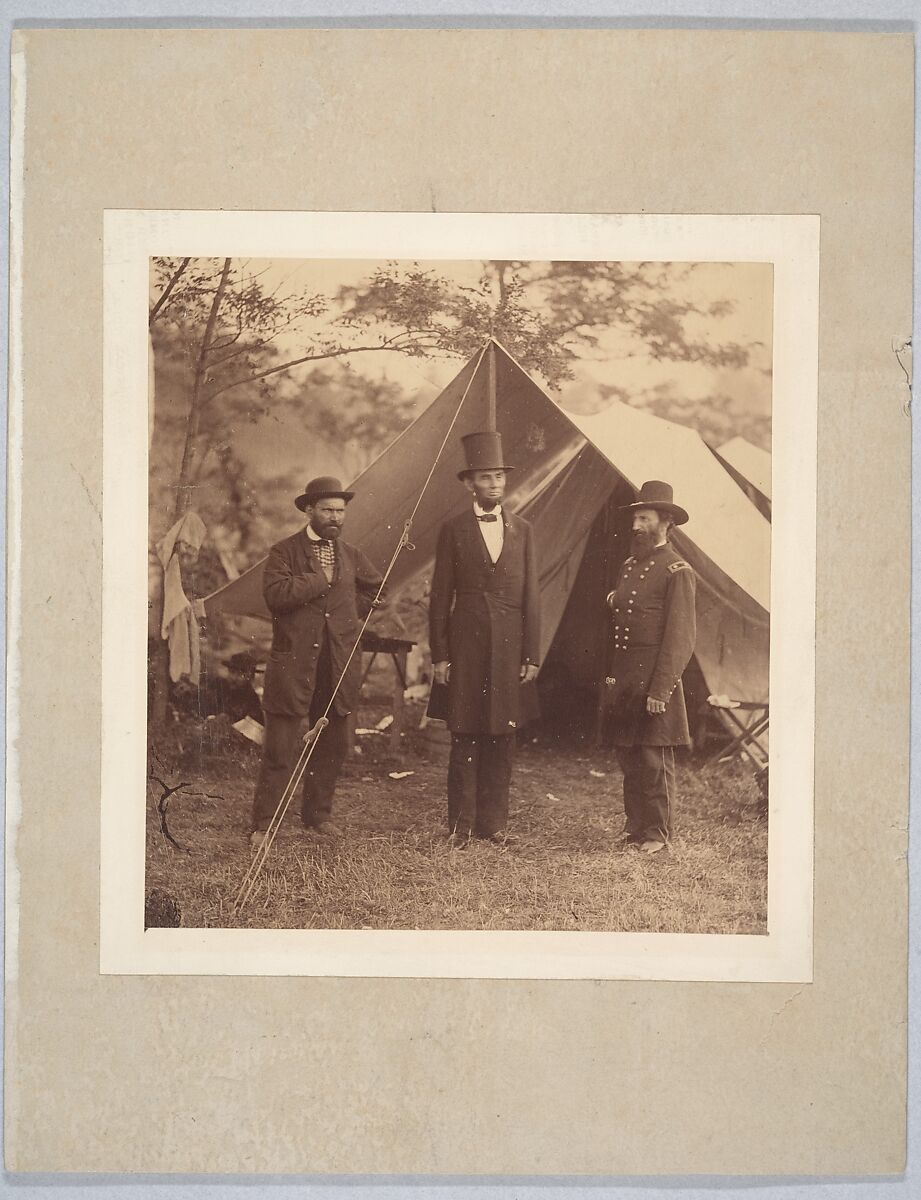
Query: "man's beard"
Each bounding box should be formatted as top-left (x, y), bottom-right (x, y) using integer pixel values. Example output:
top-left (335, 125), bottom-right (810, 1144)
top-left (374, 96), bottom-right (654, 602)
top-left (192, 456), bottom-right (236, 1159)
top-left (475, 490), bottom-right (503, 511)
top-left (312, 520), bottom-right (341, 540)
top-left (631, 529), bottom-right (657, 557)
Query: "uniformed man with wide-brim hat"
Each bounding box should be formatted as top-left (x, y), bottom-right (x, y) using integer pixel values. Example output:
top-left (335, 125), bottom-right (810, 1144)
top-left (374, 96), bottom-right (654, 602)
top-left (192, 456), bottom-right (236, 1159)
top-left (429, 431), bottom-right (541, 844)
top-left (604, 480), bottom-right (697, 854)
top-left (250, 475), bottom-right (385, 850)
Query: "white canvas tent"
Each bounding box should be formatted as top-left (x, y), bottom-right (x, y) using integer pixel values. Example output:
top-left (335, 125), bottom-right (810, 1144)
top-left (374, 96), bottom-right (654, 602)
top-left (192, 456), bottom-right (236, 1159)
top-left (713, 435), bottom-right (772, 519)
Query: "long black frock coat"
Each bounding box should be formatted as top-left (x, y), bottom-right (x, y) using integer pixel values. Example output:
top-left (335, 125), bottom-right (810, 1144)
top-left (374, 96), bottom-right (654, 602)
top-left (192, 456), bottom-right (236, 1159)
top-left (606, 540), bottom-right (697, 747)
top-left (429, 507), bottom-right (540, 735)
top-left (261, 530), bottom-right (383, 718)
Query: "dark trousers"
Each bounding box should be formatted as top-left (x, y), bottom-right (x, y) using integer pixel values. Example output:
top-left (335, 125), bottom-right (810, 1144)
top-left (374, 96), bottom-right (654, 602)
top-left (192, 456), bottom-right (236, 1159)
top-left (251, 644), bottom-right (349, 832)
top-left (615, 744), bottom-right (676, 844)
top-left (447, 733), bottom-right (515, 838)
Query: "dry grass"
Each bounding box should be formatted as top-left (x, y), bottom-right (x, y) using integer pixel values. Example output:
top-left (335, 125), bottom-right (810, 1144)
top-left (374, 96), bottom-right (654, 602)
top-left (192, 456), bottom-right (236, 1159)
top-left (145, 702), bottom-right (767, 934)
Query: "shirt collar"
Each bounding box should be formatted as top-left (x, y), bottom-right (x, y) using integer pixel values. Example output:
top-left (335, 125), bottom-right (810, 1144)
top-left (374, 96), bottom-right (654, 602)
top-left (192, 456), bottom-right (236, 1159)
top-left (473, 501), bottom-right (503, 519)
top-left (305, 524), bottom-right (323, 542)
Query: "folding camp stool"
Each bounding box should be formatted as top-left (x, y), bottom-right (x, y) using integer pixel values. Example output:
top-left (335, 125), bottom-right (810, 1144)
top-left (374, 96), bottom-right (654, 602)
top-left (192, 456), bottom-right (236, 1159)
top-left (705, 695), bottom-right (769, 783)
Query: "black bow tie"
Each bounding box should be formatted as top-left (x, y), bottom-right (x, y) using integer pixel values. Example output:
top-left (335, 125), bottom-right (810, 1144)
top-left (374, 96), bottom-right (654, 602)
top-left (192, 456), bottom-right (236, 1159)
top-left (476, 513), bottom-right (498, 523)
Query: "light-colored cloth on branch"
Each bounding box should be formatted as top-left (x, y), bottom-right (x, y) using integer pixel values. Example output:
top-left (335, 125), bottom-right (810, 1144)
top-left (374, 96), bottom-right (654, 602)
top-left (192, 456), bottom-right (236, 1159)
top-left (156, 510), bottom-right (207, 684)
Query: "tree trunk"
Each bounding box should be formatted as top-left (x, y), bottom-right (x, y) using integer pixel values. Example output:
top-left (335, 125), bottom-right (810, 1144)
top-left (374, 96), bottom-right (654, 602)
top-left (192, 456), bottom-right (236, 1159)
top-left (172, 256), bottom-right (232, 523)
top-left (150, 638), bottom-right (171, 729)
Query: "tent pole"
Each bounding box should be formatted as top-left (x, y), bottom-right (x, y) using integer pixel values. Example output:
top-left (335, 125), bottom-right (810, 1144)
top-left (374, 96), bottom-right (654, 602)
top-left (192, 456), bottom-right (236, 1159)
top-left (486, 339), bottom-right (497, 431)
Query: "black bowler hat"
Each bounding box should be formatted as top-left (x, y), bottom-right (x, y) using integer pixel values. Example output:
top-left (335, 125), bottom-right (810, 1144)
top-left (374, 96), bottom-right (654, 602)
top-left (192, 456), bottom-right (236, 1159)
top-left (294, 475), bottom-right (355, 511)
top-left (457, 431), bottom-right (514, 481)
top-left (621, 480), bottom-right (689, 525)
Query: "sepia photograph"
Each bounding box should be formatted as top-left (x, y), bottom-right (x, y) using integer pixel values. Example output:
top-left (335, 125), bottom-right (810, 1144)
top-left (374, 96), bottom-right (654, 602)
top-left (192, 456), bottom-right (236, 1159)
top-left (146, 250), bottom-right (772, 921)
top-left (101, 211), bottom-right (815, 978)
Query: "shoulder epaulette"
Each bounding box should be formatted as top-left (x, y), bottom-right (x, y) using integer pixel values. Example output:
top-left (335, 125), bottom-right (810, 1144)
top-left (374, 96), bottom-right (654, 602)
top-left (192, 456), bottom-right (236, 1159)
top-left (667, 560), bottom-right (691, 574)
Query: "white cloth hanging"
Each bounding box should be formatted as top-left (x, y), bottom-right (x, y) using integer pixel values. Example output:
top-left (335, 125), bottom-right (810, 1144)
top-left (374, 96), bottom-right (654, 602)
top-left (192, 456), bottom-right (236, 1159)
top-left (156, 511), bottom-right (207, 684)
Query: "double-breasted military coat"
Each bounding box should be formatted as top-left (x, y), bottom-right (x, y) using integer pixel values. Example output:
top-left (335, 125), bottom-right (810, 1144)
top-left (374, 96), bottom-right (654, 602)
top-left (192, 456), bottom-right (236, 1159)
top-left (606, 540), bottom-right (697, 746)
top-left (261, 530), bottom-right (383, 718)
top-left (429, 508), bottom-right (540, 735)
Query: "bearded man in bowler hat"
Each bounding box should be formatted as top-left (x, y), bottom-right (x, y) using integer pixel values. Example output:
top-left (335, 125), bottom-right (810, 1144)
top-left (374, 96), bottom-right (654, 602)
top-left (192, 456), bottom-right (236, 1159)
top-left (429, 432), bottom-right (541, 844)
top-left (605, 481), bottom-right (697, 854)
top-left (250, 476), bottom-right (385, 851)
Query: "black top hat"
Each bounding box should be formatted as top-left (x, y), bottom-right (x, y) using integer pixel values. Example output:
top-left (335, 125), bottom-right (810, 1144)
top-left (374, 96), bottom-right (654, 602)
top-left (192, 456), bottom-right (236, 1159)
top-left (620, 480), bottom-right (689, 525)
top-left (294, 476), bottom-right (355, 511)
top-left (457, 431), bottom-right (514, 480)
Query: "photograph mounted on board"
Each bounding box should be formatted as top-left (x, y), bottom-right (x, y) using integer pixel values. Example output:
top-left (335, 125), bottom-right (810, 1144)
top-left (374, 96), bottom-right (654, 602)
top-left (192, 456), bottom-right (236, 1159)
top-left (144, 252), bottom-right (773, 937)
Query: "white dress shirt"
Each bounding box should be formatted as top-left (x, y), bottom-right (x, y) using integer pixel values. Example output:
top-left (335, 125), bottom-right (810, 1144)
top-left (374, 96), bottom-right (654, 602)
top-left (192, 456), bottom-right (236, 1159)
top-left (305, 522), bottom-right (336, 581)
top-left (474, 501), bottom-right (504, 563)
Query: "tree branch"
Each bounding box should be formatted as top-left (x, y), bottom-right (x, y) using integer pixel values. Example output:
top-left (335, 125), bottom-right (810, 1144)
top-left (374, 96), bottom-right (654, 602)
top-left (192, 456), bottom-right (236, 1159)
top-left (149, 257), bottom-right (191, 327)
top-left (206, 338), bottom-right (441, 400)
top-left (208, 330), bottom-right (244, 356)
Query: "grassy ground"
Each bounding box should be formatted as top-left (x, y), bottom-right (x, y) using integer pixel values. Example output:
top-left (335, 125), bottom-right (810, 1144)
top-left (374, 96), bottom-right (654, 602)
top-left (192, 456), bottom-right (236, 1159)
top-left (146, 698), bottom-right (767, 934)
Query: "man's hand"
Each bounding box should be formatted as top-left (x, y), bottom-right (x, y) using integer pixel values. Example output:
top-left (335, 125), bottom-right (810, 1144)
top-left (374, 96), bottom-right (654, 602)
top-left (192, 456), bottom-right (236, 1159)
top-left (369, 596), bottom-right (387, 609)
top-left (646, 696), bottom-right (667, 715)
top-left (520, 662), bottom-right (539, 684)
top-left (433, 661), bottom-right (451, 686)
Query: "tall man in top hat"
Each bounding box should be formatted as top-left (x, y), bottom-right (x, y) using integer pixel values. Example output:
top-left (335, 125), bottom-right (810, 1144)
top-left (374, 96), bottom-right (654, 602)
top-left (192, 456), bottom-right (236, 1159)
top-left (429, 431), bottom-right (541, 843)
top-left (605, 481), bottom-right (697, 854)
top-left (250, 476), bottom-right (385, 850)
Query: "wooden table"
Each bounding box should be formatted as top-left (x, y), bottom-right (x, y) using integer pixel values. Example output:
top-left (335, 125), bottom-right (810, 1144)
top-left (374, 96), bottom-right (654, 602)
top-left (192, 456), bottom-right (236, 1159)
top-left (359, 631), bottom-right (417, 756)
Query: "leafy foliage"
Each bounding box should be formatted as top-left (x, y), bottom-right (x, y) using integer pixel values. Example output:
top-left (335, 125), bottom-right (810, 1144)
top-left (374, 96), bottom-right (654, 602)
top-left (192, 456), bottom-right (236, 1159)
top-left (337, 259), bottom-right (753, 389)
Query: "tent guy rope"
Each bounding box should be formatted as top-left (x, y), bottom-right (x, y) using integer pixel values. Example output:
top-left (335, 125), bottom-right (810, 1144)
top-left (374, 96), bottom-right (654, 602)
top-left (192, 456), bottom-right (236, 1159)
top-left (232, 338), bottom-right (492, 911)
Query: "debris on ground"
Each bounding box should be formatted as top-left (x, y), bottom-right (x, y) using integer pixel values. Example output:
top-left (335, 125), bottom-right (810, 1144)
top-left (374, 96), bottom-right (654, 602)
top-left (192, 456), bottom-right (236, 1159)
top-left (232, 716), bottom-right (265, 745)
top-left (388, 770), bottom-right (414, 780)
